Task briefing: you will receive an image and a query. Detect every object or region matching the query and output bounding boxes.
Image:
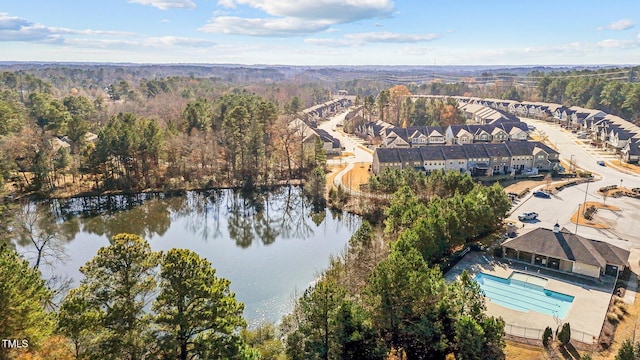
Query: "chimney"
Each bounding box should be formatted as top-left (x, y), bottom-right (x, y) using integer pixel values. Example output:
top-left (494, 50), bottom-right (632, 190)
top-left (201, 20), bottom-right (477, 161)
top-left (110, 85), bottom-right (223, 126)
top-left (553, 223), bottom-right (560, 233)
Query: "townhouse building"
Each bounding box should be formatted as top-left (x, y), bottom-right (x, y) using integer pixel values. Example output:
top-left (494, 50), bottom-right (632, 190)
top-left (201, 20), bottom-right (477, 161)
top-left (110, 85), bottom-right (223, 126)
top-left (372, 141), bottom-right (559, 176)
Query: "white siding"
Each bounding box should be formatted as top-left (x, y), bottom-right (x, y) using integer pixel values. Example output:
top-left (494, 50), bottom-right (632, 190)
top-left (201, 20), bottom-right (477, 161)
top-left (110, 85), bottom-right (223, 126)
top-left (572, 262), bottom-right (600, 278)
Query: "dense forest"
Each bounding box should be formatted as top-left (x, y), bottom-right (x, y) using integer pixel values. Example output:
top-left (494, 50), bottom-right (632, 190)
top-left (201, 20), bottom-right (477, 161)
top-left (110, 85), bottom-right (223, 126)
top-left (0, 68), bottom-right (336, 198)
top-left (281, 170), bottom-right (511, 360)
top-left (535, 67), bottom-right (640, 121)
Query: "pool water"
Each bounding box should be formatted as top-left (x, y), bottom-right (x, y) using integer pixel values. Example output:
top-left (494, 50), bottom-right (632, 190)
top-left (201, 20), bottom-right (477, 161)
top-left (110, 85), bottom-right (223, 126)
top-left (474, 272), bottom-right (574, 319)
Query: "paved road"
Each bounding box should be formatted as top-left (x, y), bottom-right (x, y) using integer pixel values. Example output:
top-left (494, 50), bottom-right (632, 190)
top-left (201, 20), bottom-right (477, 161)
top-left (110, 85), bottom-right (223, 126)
top-left (513, 118), bottom-right (640, 249)
top-left (318, 109), bottom-right (373, 164)
top-left (318, 109), bottom-right (373, 191)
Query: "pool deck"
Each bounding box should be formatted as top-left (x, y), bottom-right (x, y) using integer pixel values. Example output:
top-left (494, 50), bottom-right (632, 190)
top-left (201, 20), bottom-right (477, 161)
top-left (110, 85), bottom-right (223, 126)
top-left (445, 251), bottom-right (613, 342)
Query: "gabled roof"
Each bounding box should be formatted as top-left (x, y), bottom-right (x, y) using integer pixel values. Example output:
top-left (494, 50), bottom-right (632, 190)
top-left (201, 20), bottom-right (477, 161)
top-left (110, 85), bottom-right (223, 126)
top-left (419, 146), bottom-right (445, 161)
top-left (483, 143), bottom-right (511, 157)
top-left (315, 129), bottom-right (341, 148)
top-left (462, 143), bottom-right (490, 159)
top-left (374, 148), bottom-right (402, 163)
top-left (440, 145), bottom-right (467, 160)
top-left (502, 227), bottom-right (629, 268)
top-left (397, 148), bottom-right (424, 163)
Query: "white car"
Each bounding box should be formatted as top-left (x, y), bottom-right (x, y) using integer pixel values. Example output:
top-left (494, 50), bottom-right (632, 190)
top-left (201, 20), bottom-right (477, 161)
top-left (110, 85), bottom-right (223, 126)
top-left (518, 212), bottom-right (539, 221)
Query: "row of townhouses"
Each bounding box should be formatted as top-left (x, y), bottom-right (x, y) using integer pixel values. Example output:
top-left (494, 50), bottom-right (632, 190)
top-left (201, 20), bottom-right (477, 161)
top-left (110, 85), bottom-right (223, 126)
top-left (449, 96), bottom-right (640, 163)
top-left (381, 122), bottom-right (530, 148)
top-left (288, 118), bottom-right (342, 155)
top-left (372, 141), bottom-right (559, 176)
top-left (303, 98), bottom-right (352, 123)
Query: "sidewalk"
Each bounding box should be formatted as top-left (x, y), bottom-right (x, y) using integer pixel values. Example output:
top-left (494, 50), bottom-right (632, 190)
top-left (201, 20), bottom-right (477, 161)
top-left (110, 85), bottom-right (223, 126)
top-left (624, 248), bottom-right (640, 305)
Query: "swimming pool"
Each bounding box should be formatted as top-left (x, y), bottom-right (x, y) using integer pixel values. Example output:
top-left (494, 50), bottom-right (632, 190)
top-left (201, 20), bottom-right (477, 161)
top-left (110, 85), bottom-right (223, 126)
top-left (474, 272), bottom-right (574, 319)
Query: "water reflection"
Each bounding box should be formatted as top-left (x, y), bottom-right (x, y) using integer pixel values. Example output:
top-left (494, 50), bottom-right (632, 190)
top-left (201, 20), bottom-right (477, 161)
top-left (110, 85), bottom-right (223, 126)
top-left (43, 186), bottom-right (346, 247)
top-left (11, 186), bottom-right (360, 326)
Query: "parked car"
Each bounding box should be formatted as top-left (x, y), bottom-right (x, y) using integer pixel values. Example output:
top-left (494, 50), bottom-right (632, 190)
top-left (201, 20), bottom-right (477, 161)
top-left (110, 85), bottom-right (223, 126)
top-left (597, 160), bottom-right (606, 166)
top-left (518, 212), bottom-right (539, 221)
top-left (533, 191), bottom-right (551, 198)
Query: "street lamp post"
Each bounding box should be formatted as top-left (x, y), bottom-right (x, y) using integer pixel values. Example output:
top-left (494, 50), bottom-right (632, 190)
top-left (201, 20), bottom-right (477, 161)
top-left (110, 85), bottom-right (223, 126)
top-left (569, 154), bottom-right (574, 173)
top-left (575, 203), bottom-right (581, 234)
top-left (576, 180), bottom-right (590, 235)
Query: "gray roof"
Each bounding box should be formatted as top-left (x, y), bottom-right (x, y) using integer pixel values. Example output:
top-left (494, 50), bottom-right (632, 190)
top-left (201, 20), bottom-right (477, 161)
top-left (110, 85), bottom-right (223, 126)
top-left (440, 145), bottom-right (467, 160)
top-left (502, 227), bottom-right (629, 268)
top-left (483, 143), bottom-right (511, 157)
top-left (461, 143), bottom-right (490, 159)
top-left (374, 141), bottom-right (557, 165)
top-left (419, 146), bottom-right (445, 161)
top-left (374, 148), bottom-right (401, 163)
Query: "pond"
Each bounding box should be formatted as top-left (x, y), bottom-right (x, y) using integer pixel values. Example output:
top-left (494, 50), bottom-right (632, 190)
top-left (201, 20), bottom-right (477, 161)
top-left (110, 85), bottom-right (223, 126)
top-left (17, 186), bottom-right (361, 327)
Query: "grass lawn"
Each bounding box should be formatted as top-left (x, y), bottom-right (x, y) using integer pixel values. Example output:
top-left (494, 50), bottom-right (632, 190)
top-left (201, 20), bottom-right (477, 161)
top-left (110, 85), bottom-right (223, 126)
top-left (608, 160), bottom-right (640, 175)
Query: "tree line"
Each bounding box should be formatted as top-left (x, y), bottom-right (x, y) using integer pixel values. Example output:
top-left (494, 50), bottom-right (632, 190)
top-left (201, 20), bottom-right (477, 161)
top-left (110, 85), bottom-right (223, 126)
top-left (281, 169), bottom-right (511, 359)
top-left (536, 67), bottom-right (640, 121)
top-left (0, 70), bottom-right (332, 196)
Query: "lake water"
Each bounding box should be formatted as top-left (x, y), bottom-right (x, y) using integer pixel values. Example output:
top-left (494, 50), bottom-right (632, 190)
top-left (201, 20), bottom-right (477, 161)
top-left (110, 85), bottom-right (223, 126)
top-left (23, 186), bottom-right (360, 327)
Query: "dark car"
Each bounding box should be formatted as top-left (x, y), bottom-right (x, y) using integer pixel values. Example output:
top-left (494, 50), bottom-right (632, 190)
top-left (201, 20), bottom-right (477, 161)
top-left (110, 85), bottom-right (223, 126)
top-left (597, 160), bottom-right (606, 166)
top-left (533, 191), bottom-right (551, 198)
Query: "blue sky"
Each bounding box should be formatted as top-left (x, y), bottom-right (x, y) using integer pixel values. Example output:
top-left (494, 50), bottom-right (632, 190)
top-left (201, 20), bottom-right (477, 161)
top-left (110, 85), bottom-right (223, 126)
top-left (1, 0), bottom-right (640, 65)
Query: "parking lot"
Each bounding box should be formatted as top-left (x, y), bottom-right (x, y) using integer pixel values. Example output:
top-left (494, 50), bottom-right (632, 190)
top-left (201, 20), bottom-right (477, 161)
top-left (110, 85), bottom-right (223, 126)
top-left (508, 181), bottom-right (638, 251)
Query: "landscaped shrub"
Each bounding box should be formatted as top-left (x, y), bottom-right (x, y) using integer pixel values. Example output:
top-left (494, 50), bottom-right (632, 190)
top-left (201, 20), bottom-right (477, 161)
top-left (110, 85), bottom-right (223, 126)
top-left (542, 326), bottom-right (553, 348)
top-left (607, 312), bottom-right (620, 324)
top-left (557, 323), bottom-right (571, 346)
top-left (583, 205), bottom-right (597, 220)
top-left (618, 304), bottom-right (628, 315)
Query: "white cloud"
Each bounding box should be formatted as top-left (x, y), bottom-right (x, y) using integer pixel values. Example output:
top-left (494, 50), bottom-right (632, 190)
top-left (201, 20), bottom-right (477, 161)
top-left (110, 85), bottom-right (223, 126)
top-left (346, 31), bottom-right (439, 43)
top-left (0, 13), bottom-right (60, 42)
top-left (608, 19), bottom-right (634, 31)
top-left (398, 46), bottom-right (432, 56)
top-left (128, 0), bottom-right (196, 10)
top-left (304, 38), bottom-right (355, 47)
top-left (160, 19), bottom-right (171, 23)
top-left (147, 36), bottom-right (216, 47)
top-left (597, 38), bottom-right (639, 49)
top-left (305, 31), bottom-right (439, 47)
top-left (217, 0), bottom-right (394, 22)
top-left (49, 27), bottom-right (135, 36)
top-left (217, 0), bottom-right (237, 8)
top-left (200, 16), bottom-right (333, 36)
top-left (66, 36), bottom-right (216, 50)
top-left (0, 13), bottom-right (138, 44)
top-left (206, 0), bottom-right (395, 36)
top-left (0, 12), bottom-right (217, 54)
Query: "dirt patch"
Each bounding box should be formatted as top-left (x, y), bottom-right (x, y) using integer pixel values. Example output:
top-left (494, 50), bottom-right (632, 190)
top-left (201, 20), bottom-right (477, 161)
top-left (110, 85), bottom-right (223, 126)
top-left (326, 164), bottom-right (347, 191)
top-left (569, 201), bottom-right (619, 229)
top-left (503, 179), bottom-right (545, 194)
top-left (593, 293), bottom-right (640, 359)
top-left (342, 162), bottom-right (371, 192)
top-left (608, 160), bottom-right (640, 175)
top-left (505, 341), bottom-right (547, 360)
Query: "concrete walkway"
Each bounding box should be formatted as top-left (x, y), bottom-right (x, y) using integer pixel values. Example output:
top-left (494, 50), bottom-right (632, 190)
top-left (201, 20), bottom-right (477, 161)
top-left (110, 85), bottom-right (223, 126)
top-left (623, 247), bottom-right (640, 304)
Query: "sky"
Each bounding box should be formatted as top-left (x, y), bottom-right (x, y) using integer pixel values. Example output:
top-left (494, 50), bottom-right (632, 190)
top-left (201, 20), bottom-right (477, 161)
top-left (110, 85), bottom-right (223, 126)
top-left (1, 0), bottom-right (640, 66)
